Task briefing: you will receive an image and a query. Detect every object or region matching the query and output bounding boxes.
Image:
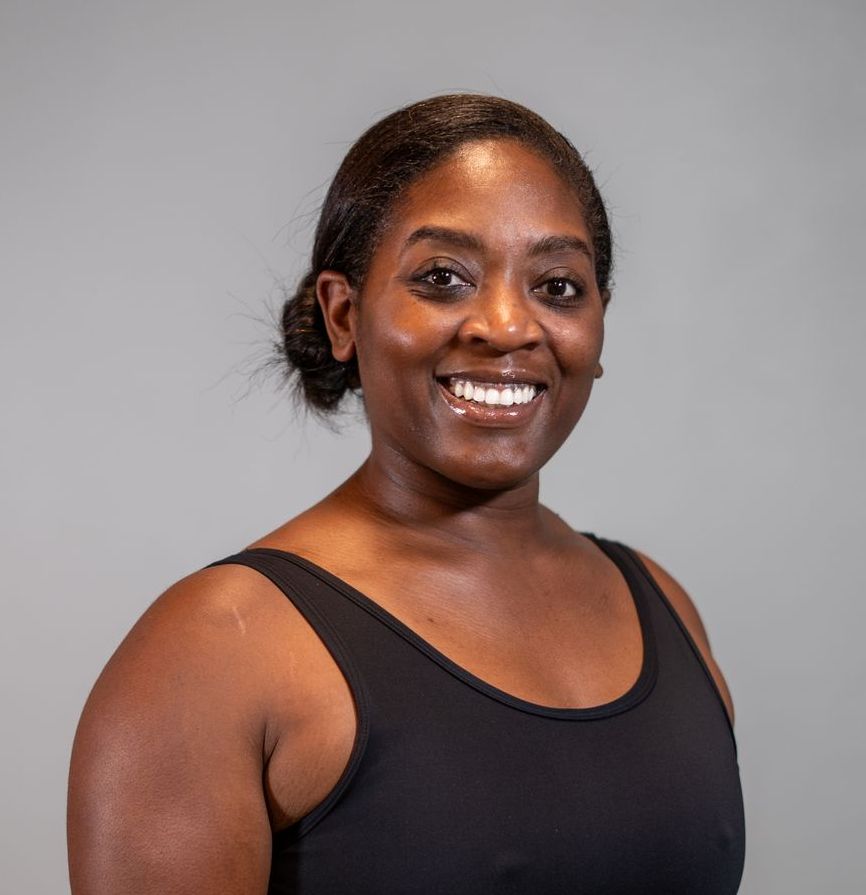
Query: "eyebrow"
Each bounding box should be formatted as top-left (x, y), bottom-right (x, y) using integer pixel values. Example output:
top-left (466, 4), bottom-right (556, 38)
top-left (402, 226), bottom-right (592, 260)
top-left (527, 234), bottom-right (593, 260)
top-left (403, 226), bottom-right (484, 253)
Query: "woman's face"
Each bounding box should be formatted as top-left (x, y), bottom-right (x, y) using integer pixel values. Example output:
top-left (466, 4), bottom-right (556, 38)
top-left (333, 139), bottom-right (606, 491)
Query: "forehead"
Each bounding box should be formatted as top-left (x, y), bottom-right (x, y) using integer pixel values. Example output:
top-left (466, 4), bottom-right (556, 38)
top-left (381, 139), bottom-right (591, 251)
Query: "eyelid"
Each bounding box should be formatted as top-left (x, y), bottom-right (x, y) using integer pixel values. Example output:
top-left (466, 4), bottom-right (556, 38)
top-left (411, 258), bottom-right (475, 288)
top-left (533, 266), bottom-right (585, 283)
top-left (415, 257), bottom-right (471, 275)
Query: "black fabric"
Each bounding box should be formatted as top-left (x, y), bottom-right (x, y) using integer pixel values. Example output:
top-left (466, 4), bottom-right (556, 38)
top-left (208, 535), bottom-right (745, 894)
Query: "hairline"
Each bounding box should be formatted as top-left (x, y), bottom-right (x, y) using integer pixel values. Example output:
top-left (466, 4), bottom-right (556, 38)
top-left (356, 135), bottom-right (593, 291)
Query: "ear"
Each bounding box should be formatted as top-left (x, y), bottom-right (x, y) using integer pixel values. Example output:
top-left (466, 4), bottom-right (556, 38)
top-left (600, 289), bottom-right (611, 313)
top-left (316, 271), bottom-right (358, 363)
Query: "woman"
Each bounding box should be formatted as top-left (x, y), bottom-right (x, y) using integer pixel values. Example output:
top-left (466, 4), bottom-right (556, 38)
top-left (68, 94), bottom-right (745, 893)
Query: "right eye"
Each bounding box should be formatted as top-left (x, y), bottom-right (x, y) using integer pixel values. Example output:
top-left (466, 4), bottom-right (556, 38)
top-left (418, 267), bottom-right (471, 289)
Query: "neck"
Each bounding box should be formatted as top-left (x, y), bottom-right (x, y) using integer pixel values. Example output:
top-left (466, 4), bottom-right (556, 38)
top-left (334, 447), bottom-right (556, 556)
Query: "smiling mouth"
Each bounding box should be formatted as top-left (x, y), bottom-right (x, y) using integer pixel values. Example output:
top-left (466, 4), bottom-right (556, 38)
top-left (448, 378), bottom-right (540, 407)
top-left (437, 376), bottom-right (546, 409)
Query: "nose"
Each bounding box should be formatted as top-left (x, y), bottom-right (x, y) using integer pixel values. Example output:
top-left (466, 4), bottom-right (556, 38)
top-left (457, 281), bottom-right (544, 352)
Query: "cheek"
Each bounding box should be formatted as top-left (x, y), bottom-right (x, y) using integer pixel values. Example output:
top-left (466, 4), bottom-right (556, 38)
top-left (552, 314), bottom-right (605, 370)
top-left (355, 301), bottom-right (449, 381)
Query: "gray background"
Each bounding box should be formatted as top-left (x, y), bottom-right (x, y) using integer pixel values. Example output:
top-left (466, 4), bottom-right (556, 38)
top-left (2, 1), bottom-right (864, 892)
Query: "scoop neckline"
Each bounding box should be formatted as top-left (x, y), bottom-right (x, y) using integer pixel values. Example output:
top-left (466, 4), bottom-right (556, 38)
top-left (246, 534), bottom-right (658, 721)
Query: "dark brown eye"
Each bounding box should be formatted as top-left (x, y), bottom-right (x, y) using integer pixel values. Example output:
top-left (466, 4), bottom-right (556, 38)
top-left (534, 276), bottom-right (584, 302)
top-left (546, 278), bottom-right (576, 297)
top-left (422, 268), bottom-right (470, 288)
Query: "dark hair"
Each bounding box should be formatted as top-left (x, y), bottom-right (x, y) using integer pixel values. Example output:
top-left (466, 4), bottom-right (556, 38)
top-left (279, 93), bottom-right (613, 414)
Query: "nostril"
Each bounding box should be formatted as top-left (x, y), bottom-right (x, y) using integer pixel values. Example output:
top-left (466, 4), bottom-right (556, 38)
top-left (458, 311), bottom-right (544, 352)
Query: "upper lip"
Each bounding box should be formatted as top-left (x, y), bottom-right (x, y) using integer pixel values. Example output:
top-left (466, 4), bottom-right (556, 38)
top-left (436, 369), bottom-right (549, 387)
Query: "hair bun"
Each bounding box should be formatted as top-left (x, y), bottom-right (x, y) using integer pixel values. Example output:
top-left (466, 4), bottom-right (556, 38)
top-left (279, 276), bottom-right (359, 413)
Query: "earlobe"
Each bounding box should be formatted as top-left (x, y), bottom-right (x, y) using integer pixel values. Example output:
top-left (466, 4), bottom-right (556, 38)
top-left (316, 271), bottom-right (357, 363)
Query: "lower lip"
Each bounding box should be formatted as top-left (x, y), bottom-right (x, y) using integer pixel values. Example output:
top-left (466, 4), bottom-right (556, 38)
top-left (436, 381), bottom-right (545, 427)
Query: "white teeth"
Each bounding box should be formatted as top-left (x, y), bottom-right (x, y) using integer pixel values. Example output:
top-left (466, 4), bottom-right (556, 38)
top-left (447, 379), bottom-right (541, 406)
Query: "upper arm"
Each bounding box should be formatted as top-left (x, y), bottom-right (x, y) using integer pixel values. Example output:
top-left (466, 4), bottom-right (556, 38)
top-left (68, 567), bottom-right (277, 894)
top-left (635, 550), bottom-right (736, 727)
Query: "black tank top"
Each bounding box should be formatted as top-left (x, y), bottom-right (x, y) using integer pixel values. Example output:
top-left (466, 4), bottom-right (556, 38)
top-left (209, 534), bottom-right (745, 894)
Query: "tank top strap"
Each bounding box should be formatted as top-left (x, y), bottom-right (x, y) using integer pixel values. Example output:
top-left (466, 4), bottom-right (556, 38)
top-left (206, 548), bottom-right (384, 838)
top-left (206, 548), bottom-right (377, 701)
top-left (585, 533), bottom-right (737, 754)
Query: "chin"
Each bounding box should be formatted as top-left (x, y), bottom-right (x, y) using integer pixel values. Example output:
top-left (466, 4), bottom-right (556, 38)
top-left (431, 451), bottom-right (543, 493)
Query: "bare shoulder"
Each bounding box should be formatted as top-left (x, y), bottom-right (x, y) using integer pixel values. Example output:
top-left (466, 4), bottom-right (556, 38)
top-left (67, 562), bottom-right (313, 894)
top-left (80, 562), bottom-right (304, 730)
top-left (634, 550), bottom-right (736, 727)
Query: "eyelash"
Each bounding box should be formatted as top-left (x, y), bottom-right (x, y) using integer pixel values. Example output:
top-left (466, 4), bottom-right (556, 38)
top-left (412, 264), bottom-right (473, 296)
top-left (411, 265), bottom-right (586, 306)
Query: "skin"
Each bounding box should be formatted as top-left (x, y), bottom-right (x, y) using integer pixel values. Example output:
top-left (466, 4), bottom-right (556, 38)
top-left (67, 139), bottom-right (734, 893)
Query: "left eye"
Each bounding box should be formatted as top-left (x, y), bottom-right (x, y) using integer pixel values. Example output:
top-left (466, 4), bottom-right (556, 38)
top-left (535, 277), bottom-right (581, 299)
